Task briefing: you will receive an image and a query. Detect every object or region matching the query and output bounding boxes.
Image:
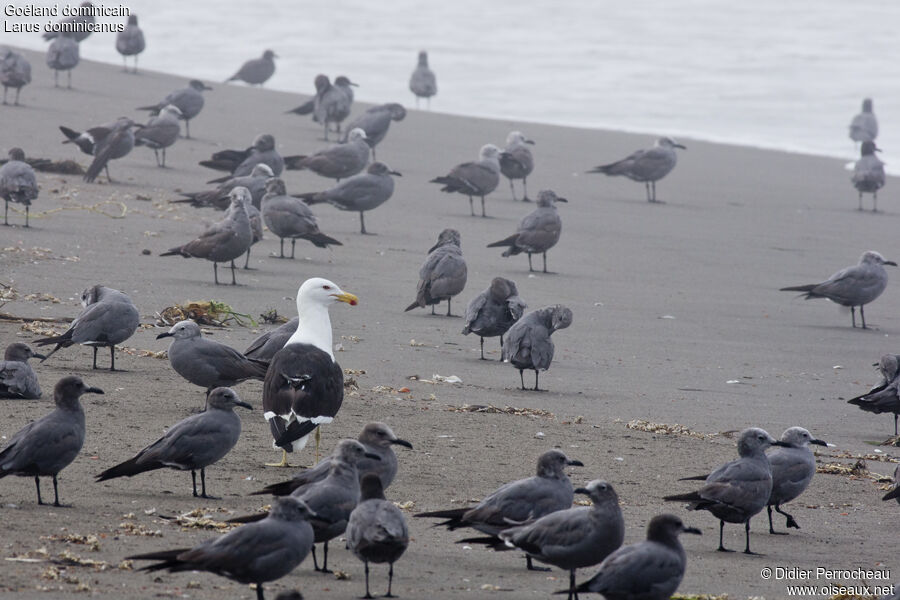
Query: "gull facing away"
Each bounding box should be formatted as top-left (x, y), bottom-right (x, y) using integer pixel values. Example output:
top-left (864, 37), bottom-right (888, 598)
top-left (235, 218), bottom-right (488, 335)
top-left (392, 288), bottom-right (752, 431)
top-left (200, 133), bottom-right (286, 180)
top-left (488, 190), bottom-right (566, 273)
top-left (34, 284), bottom-right (140, 371)
top-left (46, 32), bottom-right (79, 88)
top-left (261, 178), bottom-right (342, 258)
top-left (129, 496), bottom-right (316, 600)
top-left (664, 428), bottom-right (789, 554)
top-left (852, 141), bottom-right (885, 211)
top-left (0, 343), bottom-right (45, 399)
top-left (347, 474), bottom-right (410, 599)
top-left (156, 320), bottom-right (268, 397)
top-left (115, 14), bottom-right (145, 73)
top-left (0, 148), bottom-right (38, 226)
top-left (96, 387), bottom-right (251, 498)
top-left (405, 228), bottom-right (467, 316)
top-left (252, 422), bottom-right (412, 496)
top-left (42, 1), bottom-right (95, 41)
top-left (765, 427), bottom-right (828, 534)
top-left (175, 163), bottom-right (273, 211)
top-left (296, 162), bottom-right (400, 235)
top-left (499, 131), bottom-right (535, 201)
top-left (342, 103), bottom-right (407, 161)
top-left (568, 514), bottom-right (701, 600)
top-left (1, 46), bottom-right (31, 105)
top-left (847, 353), bottom-right (900, 435)
top-left (780, 250), bottom-right (896, 329)
top-left (462, 277), bottom-right (527, 360)
top-left (135, 105), bottom-right (183, 168)
top-left (263, 278), bottom-right (358, 467)
top-left (292, 128), bottom-right (370, 182)
top-left (492, 479), bottom-right (625, 600)
top-left (415, 449), bottom-right (583, 572)
top-left (431, 144), bottom-right (501, 217)
top-left (850, 98), bottom-right (878, 144)
top-left (588, 136), bottom-right (685, 203)
top-left (502, 305), bottom-right (573, 391)
top-left (0, 376), bottom-right (102, 506)
top-left (409, 51), bottom-right (437, 108)
top-left (226, 49), bottom-right (277, 86)
top-left (137, 79), bottom-right (212, 139)
top-left (160, 188), bottom-right (253, 285)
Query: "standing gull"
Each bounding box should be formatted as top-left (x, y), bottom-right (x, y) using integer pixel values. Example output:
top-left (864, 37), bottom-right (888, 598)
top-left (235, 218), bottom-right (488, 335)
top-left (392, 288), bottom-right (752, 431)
top-left (263, 278), bottom-right (358, 467)
top-left (416, 449), bottom-right (583, 571)
top-left (500, 131), bottom-right (535, 201)
top-left (588, 137), bottom-right (685, 203)
top-left (664, 427), bottom-right (788, 554)
top-left (503, 305), bottom-right (573, 391)
top-left (252, 422), bottom-right (412, 496)
top-left (780, 250), bottom-right (896, 329)
top-left (1, 47), bottom-right (31, 105)
top-left (347, 474), bottom-right (410, 599)
top-left (766, 427), bottom-right (828, 534)
top-left (231, 189), bottom-right (263, 268)
top-left (0, 343), bottom-right (45, 399)
top-left (231, 439), bottom-right (378, 574)
top-left (493, 479), bottom-right (625, 600)
top-left (296, 162), bottom-right (400, 235)
top-left (34, 284), bottom-right (140, 371)
top-left (115, 14), bottom-right (145, 73)
top-left (342, 103), bottom-right (407, 161)
top-left (156, 320), bottom-right (268, 396)
top-left (431, 144), bottom-right (501, 217)
top-left (847, 353), bottom-right (900, 435)
top-left (0, 376), bottom-right (102, 506)
top-left (409, 51), bottom-right (437, 108)
top-left (0, 147), bottom-right (38, 226)
top-left (226, 49), bottom-right (277, 86)
top-left (405, 228), bottom-right (467, 316)
top-left (175, 163), bottom-right (274, 210)
top-left (292, 128), bottom-right (370, 182)
top-left (331, 75), bottom-right (358, 135)
top-left (60, 117), bottom-right (139, 183)
top-left (82, 118), bottom-right (140, 183)
top-left (160, 187), bottom-right (253, 285)
top-left (569, 514), bottom-right (701, 600)
top-left (138, 79), bottom-right (212, 139)
top-left (850, 98), bottom-right (878, 144)
top-left (245, 317), bottom-right (300, 361)
top-left (130, 496), bottom-right (316, 600)
top-left (46, 32), bottom-right (79, 89)
top-left (96, 387), bottom-right (252, 498)
top-left (852, 141), bottom-right (885, 212)
top-left (261, 178), bottom-right (342, 258)
top-left (488, 189), bottom-right (566, 273)
top-left (200, 133), bottom-right (285, 179)
top-left (286, 74), bottom-right (328, 121)
top-left (135, 105), bottom-right (182, 168)
top-left (882, 464), bottom-right (900, 503)
top-left (315, 75), bottom-right (357, 140)
top-left (462, 277), bottom-right (527, 360)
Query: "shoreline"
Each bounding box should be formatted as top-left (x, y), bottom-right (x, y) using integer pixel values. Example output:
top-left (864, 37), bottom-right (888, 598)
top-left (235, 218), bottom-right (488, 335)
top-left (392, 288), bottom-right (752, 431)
top-left (0, 47), bottom-right (897, 599)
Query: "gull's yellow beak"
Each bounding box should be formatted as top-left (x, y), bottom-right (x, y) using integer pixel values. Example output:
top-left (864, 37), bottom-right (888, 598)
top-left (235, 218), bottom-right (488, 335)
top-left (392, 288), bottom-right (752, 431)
top-left (333, 291), bottom-right (359, 306)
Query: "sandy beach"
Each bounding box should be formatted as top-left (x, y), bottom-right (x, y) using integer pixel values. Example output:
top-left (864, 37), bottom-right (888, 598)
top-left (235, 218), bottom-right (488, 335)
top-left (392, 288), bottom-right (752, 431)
top-left (1, 47), bottom-right (898, 599)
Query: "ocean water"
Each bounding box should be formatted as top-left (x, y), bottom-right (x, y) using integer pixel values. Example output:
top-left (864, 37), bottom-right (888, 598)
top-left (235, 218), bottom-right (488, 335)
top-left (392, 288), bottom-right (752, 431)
top-left (6, 0), bottom-right (899, 171)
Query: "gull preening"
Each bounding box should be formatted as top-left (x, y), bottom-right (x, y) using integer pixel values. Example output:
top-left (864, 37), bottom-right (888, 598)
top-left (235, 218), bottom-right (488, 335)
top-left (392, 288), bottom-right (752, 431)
top-left (502, 305), bottom-right (573, 390)
top-left (462, 277), bottom-right (527, 360)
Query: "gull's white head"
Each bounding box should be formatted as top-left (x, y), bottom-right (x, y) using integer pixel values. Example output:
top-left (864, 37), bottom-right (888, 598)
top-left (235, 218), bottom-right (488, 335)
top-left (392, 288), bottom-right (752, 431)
top-left (480, 144), bottom-right (501, 161)
top-left (157, 319), bottom-right (202, 341)
top-left (297, 278), bottom-right (358, 309)
top-left (860, 250), bottom-right (897, 267)
top-left (656, 136), bottom-right (686, 150)
top-left (250, 163), bottom-right (274, 178)
top-left (348, 128), bottom-right (367, 142)
top-left (506, 131), bottom-right (534, 147)
top-left (161, 105), bottom-right (184, 120)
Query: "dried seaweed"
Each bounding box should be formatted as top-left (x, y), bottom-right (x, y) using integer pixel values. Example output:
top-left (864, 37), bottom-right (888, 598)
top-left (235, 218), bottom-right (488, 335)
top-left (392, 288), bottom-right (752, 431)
top-left (156, 300), bottom-right (256, 327)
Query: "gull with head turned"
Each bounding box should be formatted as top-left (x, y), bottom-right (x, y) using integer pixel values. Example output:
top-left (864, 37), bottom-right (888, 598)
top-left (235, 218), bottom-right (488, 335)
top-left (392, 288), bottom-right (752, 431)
top-left (263, 278), bottom-right (358, 467)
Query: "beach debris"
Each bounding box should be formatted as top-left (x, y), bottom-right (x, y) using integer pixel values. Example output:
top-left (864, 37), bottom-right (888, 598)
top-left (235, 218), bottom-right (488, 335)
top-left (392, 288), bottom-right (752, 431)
top-left (446, 404), bottom-right (555, 418)
top-left (39, 533), bottom-right (100, 551)
top-left (432, 374), bottom-right (462, 384)
top-left (816, 460), bottom-right (871, 478)
top-left (156, 300), bottom-right (256, 327)
top-left (624, 419), bottom-right (715, 440)
top-left (259, 308), bottom-right (288, 324)
top-left (160, 507), bottom-right (237, 532)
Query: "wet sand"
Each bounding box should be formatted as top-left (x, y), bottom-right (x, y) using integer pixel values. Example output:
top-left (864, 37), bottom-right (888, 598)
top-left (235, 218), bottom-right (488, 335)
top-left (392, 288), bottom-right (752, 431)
top-left (1, 47), bottom-right (898, 599)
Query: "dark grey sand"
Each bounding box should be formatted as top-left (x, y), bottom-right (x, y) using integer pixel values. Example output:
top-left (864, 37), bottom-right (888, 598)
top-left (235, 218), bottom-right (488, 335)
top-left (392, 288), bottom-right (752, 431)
top-left (0, 48), bottom-right (898, 599)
